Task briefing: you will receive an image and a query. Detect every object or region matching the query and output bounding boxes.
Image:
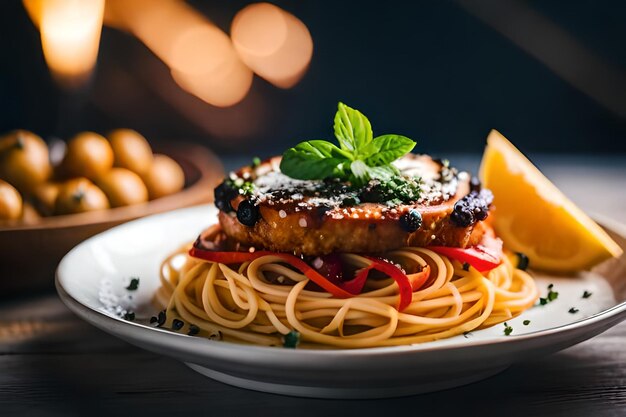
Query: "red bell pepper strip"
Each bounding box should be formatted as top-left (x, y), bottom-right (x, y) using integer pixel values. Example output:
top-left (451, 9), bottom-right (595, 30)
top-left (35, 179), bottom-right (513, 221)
top-left (189, 247), bottom-right (354, 298)
top-left (344, 264), bottom-right (374, 295)
top-left (188, 248), bottom-right (421, 311)
top-left (428, 234), bottom-right (503, 272)
top-left (363, 256), bottom-right (423, 311)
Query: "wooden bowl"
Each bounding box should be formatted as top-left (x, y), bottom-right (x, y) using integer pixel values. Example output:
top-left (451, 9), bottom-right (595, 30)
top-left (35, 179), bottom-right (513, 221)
top-left (0, 141), bottom-right (223, 296)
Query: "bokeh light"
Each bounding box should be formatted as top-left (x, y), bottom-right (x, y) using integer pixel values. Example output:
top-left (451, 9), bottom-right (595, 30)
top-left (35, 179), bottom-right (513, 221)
top-left (231, 3), bottom-right (313, 88)
top-left (105, 0), bottom-right (253, 107)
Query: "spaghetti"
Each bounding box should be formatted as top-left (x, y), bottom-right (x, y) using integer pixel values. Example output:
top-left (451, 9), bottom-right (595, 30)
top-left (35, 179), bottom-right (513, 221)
top-left (154, 238), bottom-right (538, 348)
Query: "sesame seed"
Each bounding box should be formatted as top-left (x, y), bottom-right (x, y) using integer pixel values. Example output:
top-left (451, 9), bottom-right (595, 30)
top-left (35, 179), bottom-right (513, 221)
top-left (299, 218), bottom-right (308, 227)
top-left (279, 210), bottom-right (287, 218)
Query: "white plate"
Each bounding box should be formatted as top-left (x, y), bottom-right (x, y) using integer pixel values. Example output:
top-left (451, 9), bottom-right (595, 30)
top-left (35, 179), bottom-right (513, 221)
top-left (56, 205), bottom-right (626, 399)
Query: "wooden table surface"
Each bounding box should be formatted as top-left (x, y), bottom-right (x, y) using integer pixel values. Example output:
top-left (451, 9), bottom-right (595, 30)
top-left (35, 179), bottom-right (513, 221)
top-left (1, 155), bottom-right (625, 417)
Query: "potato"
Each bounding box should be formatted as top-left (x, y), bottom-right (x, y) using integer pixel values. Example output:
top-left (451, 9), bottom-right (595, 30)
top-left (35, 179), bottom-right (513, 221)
top-left (62, 132), bottom-right (114, 180)
top-left (108, 129), bottom-right (153, 175)
top-left (21, 202), bottom-right (42, 224)
top-left (0, 130), bottom-right (51, 194)
top-left (141, 154), bottom-right (185, 200)
top-left (0, 179), bottom-right (23, 220)
top-left (96, 167), bottom-right (148, 207)
top-left (33, 182), bottom-right (61, 216)
top-left (54, 178), bottom-right (109, 215)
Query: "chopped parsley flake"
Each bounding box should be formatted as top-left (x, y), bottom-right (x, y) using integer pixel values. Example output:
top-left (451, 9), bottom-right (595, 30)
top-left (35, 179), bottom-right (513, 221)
top-left (503, 322), bottom-right (513, 336)
top-left (358, 176), bottom-right (422, 206)
top-left (568, 307), bottom-right (579, 314)
top-left (462, 262), bottom-right (470, 271)
top-left (539, 284), bottom-right (559, 306)
top-left (123, 311), bottom-right (135, 321)
top-left (523, 320), bottom-right (530, 326)
top-left (515, 252), bottom-right (529, 271)
top-left (126, 277), bottom-right (140, 291)
top-left (582, 290), bottom-right (592, 299)
top-left (283, 330), bottom-right (301, 348)
top-left (252, 156), bottom-right (261, 168)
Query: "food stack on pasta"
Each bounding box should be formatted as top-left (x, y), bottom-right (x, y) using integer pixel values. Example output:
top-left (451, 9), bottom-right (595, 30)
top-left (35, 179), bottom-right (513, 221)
top-left (152, 103), bottom-right (550, 348)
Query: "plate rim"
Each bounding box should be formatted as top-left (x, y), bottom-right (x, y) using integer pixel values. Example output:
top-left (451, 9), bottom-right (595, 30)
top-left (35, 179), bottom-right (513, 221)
top-left (55, 204), bottom-right (626, 359)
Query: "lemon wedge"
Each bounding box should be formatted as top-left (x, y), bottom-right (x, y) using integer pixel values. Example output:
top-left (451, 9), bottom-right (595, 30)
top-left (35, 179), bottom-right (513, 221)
top-left (479, 130), bottom-right (623, 272)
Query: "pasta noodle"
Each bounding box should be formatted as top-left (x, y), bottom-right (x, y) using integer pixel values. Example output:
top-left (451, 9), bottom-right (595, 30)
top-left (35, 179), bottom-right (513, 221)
top-left (154, 243), bottom-right (539, 348)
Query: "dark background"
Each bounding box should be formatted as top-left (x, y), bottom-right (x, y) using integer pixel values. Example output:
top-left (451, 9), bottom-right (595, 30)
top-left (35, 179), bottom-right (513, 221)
top-left (1, 0), bottom-right (625, 157)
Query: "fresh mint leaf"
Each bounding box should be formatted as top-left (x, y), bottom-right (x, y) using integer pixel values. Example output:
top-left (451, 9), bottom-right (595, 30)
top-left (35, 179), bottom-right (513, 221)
top-left (280, 140), bottom-right (348, 180)
top-left (363, 135), bottom-right (416, 166)
top-left (333, 102), bottom-right (372, 154)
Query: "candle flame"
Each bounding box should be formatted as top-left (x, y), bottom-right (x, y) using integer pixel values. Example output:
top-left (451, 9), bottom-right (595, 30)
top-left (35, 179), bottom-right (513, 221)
top-left (25, 0), bottom-right (105, 89)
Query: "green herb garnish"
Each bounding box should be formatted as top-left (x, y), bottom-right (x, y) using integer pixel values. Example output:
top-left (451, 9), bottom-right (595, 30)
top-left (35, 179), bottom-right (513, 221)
top-left (503, 322), bottom-right (513, 336)
top-left (568, 307), bottom-right (579, 314)
top-left (227, 178), bottom-right (255, 197)
top-left (358, 176), bottom-right (421, 206)
top-left (283, 330), bottom-right (301, 348)
top-left (582, 290), bottom-right (592, 299)
top-left (251, 156), bottom-right (261, 168)
top-left (280, 102), bottom-right (416, 187)
top-left (523, 320), bottom-right (530, 326)
top-left (126, 277), bottom-right (140, 291)
top-left (123, 311), bottom-right (135, 321)
top-left (515, 252), bottom-right (529, 271)
top-left (547, 285), bottom-right (558, 301)
top-left (462, 262), bottom-right (471, 271)
top-left (539, 283), bottom-right (559, 305)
